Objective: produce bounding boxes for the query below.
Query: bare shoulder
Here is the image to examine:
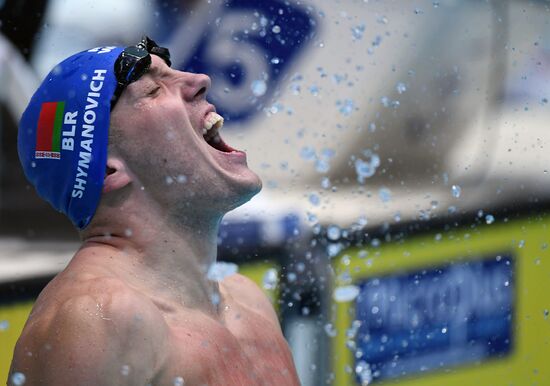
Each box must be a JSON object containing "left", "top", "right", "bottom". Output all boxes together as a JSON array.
[
  {"left": 10, "top": 274, "right": 168, "bottom": 386},
  {"left": 221, "top": 273, "right": 280, "bottom": 329}
]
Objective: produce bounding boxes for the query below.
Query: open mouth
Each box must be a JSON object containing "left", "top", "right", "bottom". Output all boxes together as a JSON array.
[{"left": 202, "top": 112, "right": 237, "bottom": 153}]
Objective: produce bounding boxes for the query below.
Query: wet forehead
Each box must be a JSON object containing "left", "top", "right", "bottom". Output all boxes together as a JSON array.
[{"left": 145, "top": 54, "right": 172, "bottom": 79}]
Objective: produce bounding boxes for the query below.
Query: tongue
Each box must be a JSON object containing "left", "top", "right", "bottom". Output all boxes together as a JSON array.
[{"left": 208, "top": 134, "right": 237, "bottom": 153}]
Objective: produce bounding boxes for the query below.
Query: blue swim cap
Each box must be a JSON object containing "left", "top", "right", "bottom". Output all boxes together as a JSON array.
[{"left": 18, "top": 46, "right": 124, "bottom": 229}]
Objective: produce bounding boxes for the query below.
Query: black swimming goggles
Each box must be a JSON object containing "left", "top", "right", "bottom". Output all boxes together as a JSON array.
[{"left": 111, "top": 35, "right": 171, "bottom": 109}]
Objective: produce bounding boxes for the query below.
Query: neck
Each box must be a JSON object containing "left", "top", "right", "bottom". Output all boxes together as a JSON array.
[{"left": 81, "top": 199, "right": 224, "bottom": 315}]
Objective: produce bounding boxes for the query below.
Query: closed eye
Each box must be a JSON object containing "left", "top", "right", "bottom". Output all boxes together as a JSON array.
[{"left": 148, "top": 86, "right": 161, "bottom": 96}]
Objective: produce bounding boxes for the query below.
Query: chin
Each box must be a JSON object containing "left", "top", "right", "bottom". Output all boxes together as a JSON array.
[{"left": 226, "top": 172, "right": 262, "bottom": 211}]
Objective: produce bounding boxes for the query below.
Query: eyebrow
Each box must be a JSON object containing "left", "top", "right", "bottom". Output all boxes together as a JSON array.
[{"left": 146, "top": 61, "right": 169, "bottom": 79}]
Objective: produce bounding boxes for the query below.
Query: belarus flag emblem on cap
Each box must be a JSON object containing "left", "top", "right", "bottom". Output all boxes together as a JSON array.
[{"left": 35, "top": 101, "right": 65, "bottom": 160}]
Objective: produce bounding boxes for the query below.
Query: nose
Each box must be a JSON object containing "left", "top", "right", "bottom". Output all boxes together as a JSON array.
[{"left": 181, "top": 72, "right": 211, "bottom": 101}]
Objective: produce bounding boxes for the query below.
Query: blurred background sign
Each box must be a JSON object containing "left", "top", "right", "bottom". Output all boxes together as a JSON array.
[{"left": 332, "top": 213, "right": 550, "bottom": 385}]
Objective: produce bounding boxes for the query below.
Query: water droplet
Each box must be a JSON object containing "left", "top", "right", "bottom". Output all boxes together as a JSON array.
[
  {"left": 300, "top": 146, "right": 316, "bottom": 161},
  {"left": 207, "top": 262, "right": 239, "bottom": 281},
  {"left": 327, "top": 243, "right": 343, "bottom": 257},
  {"left": 309, "top": 193, "right": 320, "bottom": 206},
  {"left": 309, "top": 85, "right": 319, "bottom": 96},
  {"left": 327, "top": 225, "right": 341, "bottom": 241},
  {"left": 544, "top": 309, "right": 549, "bottom": 319},
  {"left": 441, "top": 327, "right": 447, "bottom": 333},
  {"left": 124, "top": 228, "right": 133, "bottom": 237},
  {"left": 287, "top": 272, "right": 297, "bottom": 283},
  {"left": 541, "top": 97, "right": 548, "bottom": 104},
  {"left": 451, "top": 185, "right": 461, "bottom": 198},
  {"left": 346, "top": 320, "right": 362, "bottom": 338},
  {"left": 333, "top": 285, "right": 360, "bottom": 302},
  {"left": 176, "top": 175, "right": 187, "bottom": 184},
  {"left": 351, "top": 23, "right": 366, "bottom": 40},
  {"left": 377, "top": 15, "right": 389, "bottom": 24},
  {"left": 485, "top": 214, "right": 495, "bottom": 224},
  {"left": 0, "top": 320, "right": 9, "bottom": 331},
  {"left": 270, "top": 57, "right": 280, "bottom": 64},
  {"left": 315, "top": 158, "right": 330, "bottom": 173},
  {"left": 250, "top": 80, "right": 267, "bottom": 96},
  {"left": 262, "top": 268, "right": 278, "bottom": 290},
  {"left": 355, "top": 151, "right": 381, "bottom": 183},
  {"left": 433, "top": 1, "right": 440, "bottom": 8},
  {"left": 173, "top": 376, "right": 185, "bottom": 386},
  {"left": 307, "top": 212, "right": 318, "bottom": 224},
  {"left": 166, "top": 176, "right": 174, "bottom": 185},
  {"left": 324, "top": 323, "right": 337, "bottom": 337},
  {"left": 272, "top": 25, "right": 281, "bottom": 33},
  {"left": 10, "top": 372, "right": 26, "bottom": 386},
  {"left": 379, "top": 187, "right": 392, "bottom": 203},
  {"left": 518, "top": 240, "right": 525, "bottom": 248},
  {"left": 210, "top": 293, "right": 220, "bottom": 306},
  {"left": 337, "top": 99, "right": 355, "bottom": 116},
  {"left": 396, "top": 82, "right": 407, "bottom": 94},
  {"left": 121, "top": 365, "right": 130, "bottom": 376},
  {"left": 321, "top": 177, "right": 331, "bottom": 189}
]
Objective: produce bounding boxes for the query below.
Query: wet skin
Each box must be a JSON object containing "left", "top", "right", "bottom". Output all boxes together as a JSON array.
[
  {"left": 10, "top": 249, "right": 300, "bottom": 386},
  {"left": 10, "top": 56, "right": 299, "bottom": 385}
]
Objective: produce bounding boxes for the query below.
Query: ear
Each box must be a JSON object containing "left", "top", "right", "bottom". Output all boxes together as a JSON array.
[{"left": 103, "top": 157, "right": 131, "bottom": 193}]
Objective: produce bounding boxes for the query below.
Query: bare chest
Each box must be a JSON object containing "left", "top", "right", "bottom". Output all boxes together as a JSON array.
[{"left": 154, "top": 308, "right": 298, "bottom": 386}]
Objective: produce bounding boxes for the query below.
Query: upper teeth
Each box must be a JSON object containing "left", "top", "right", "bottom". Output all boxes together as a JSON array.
[{"left": 203, "top": 112, "right": 224, "bottom": 136}]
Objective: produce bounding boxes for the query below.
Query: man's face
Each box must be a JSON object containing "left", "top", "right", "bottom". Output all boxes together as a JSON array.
[{"left": 109, "top": 55, "right": 262, "bottom": 214}]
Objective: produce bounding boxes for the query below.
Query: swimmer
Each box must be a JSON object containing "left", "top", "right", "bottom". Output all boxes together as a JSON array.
[{"left": 10, "top": 36, "right": 300, "bottom": 386}]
